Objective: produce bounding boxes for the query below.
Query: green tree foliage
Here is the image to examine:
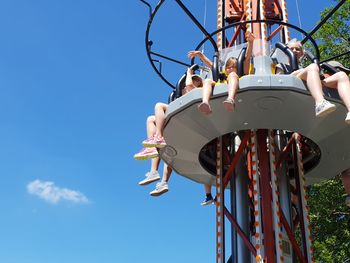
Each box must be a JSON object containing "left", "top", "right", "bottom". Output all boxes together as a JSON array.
[
  {"left": 307, "top": 176, "right": 350, "bottom": 262},
  {"left": 312, "top": 0, "right": 350, "bottom": 67},
  {"left": 306, "top": 1, "right": 350, "bottom": 261}
]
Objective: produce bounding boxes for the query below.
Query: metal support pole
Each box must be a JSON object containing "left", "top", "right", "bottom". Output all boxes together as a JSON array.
[
  {"left": 295, "top": 135, "right": 314, "bottom": 262},
  {"left": 275, "top": 130, "right": 294, "bottom": 262},
  {"left": 275, "top": 131, "right": 292, "bottom": 224},
  {"left": 250, "top": 130, "right": 263, "bottom": 262},
  {"left": 257, "top": 129, "right": 276, "bottom": 263},
  {"left": 216, "top": 136, "right": 225, "bottom": 263},
  {"left": 235, "top": 148, "right": 250, "bottom": 263},
  {"left": 230, "top": 148, "right": 238, "bottom": 263},
  {"left": 292, "top": 139, "right": 308, "bottom": 259},
  {"left": 269, "top": 130, "right": 284, "bottom": 262}
]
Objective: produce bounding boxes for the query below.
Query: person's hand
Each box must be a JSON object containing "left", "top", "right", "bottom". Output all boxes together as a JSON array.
[
  {"left": 187, "top": 51, "right": 202, "bottom": 59},
  {"left": 245, "top": 31, "right": 255, "bottom": 42}
]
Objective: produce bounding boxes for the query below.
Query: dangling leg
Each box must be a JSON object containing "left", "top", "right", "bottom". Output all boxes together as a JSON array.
[
  {"left": 135, "top": 116, "right": 159, "bottom": 160},
  {"left": 150, "top": 163, "right": 172, "bottom": 196},
  {"left": 198, "top": 79, "right": 215, "bottom": 115},
  {"left": 152, "top": 102, "right": 168, "bottom": 147},
  {"left": 201, "top": 184, "right": 214, "bottom": 206},
  {"left": 323, "top": 71, "right": 350, "bottom": 123},
  {"left": 137, "top": 116, "right": 161, "bottom": 185},
  {"left": 292, "top": 64, "right": 336, "bottom": 117},
  {"left": 223, "top": 72, "right": 239, "bottom": 112}
]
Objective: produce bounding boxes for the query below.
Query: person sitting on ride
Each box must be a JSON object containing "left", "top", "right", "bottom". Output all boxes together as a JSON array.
[
  {"left": 187, "top": 31, "right": 255, "bottom": 115},
  {"left": 134, "top": 68, "right": 203, "bottom": 196},
  {"left": 321, "top": 60, "right": 350, "bottom": 123},
  {"left": 322, "top": 60, "right": 350, "bottom": 207},
  {"left": 275, "top": 39, "right": 337, "bottom": 118}
]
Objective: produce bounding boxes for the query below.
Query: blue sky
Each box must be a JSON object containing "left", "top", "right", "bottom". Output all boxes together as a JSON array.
[{"left": 0, "top": 0, "right": 338, "bottom": 262}]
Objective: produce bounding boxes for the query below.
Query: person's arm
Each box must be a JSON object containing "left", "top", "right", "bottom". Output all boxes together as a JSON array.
[
  {"left": 243, "top": 31, "right": 255, "bottom": 75},
  {"left": 182, "top": 68, "right": 195, "bottom": 94},
  {"left": 187, "top": 51, "right": 213, "bottom": 68}
]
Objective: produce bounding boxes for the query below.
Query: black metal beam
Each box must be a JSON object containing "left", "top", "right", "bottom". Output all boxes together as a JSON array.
[
  {"left": 301, "top": 0, "right": 346, "bottom": 44},
  {"left": 140, "top": 0, "right": 152, "bottom": 18},
  {"left": 150, "top": 51, "right": 191, "bottom": 67},
  {"left": 321, "top": 50, "right": 350, "bottom": 63},
  {"left": 174, "top": 0, "right": 218, "bottom": 52}
]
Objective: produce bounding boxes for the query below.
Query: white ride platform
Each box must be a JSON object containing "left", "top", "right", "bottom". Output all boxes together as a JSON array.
[{"left": 160, "top": 74, "right": 350, "bottom": 185}]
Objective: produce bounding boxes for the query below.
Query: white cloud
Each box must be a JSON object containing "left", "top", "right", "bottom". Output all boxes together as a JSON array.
[{"left": 27, "top": 180, "right": 89, "bottom": 204}]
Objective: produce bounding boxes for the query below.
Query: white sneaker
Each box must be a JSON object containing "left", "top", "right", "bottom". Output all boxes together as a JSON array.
[
  {"left": 345, "top": 112, "right": 350, "bottom": 124},
  {"left": 150, "top": 181, "right": 169, "bottom": 196},
  {"left": 315, "top": 100, "right": 336, "bottom": 117},
  {"left": 200, "top": 196, "right": 214, "bottom": 206},
  {"left": 138, "top": 171, "right": 160, "bottom": 186}
]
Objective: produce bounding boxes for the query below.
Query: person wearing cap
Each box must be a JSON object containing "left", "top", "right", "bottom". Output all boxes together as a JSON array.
[
  {"left": 188, "top": 31, "right": 255, "bottom": 115},
  {"left": 134, "top": 68, "right": 203, "bottom": 196},
  {"left": 321, "top": 60, "right": 350, "bottom": 123},
  {"left": 276, "top": 39, "right": 337, "bottom": 118},
  {"left": 182, "top": 67, "right": 204, "bottom": 95},
  {"left": 327, "top": 61, "right": 350, "bottom": 75},
  {"left": 321, "top": 60, "right": 350, "bottom": 207}
]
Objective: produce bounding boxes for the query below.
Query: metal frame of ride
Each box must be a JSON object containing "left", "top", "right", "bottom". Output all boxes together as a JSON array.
[{"left": 140, "top": 0, "right": 349, "bottom": 262}]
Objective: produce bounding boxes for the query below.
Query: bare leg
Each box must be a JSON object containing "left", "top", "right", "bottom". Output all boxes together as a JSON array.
[
  {"left": 135, "top": 115, "right": 160, "bottom": 160},
  {"left": 204, "top": 184, "right": 212, "bottom": 194},
  {"left": 323, "top": 71, "right": 350, "bottom": 112},
  {"left": 223, "top": 72, "right": 239, "bottom": 112},
  {"left": 137, "top": 115, "right": 161, "bottom": 185},
  {"left": 198, "top": 79, "right": 215, "bottom": 114},
  {"left": 150, "top": 163, "right": 172, "bottom": 196},
  {"left": 227, "top": 72, "right": 239, "bottom": 101},
  {"left": 146, "top": 115, "right": 156, "bottom": 138},
  {"left": 202, "top": 79, "right": 214, "bottom": 104},
  {"left": 201, "top": 183, "right": 214, "bottom": 205},
  {"left": 150, "top": 157, "right": 160, "bottom": 172},
  {"left": 154, "top": 103, "right": 168, "bottom": 138},
  {"left": 142, "top": 111, "right": 166, "bottom": 148},
  {"left": 292, "top": 63, "right": 324, "bottom": 104},
  {"left": 341, "top": 169, "right": 350, "bottom": 195},
  {"left": 161, "top": 163, "right": 172, "bottom": 183}
]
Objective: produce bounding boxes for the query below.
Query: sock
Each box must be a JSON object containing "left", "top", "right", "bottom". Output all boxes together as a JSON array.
[{"left": 206, "top": 193, "right": 213, "bottom": 200}]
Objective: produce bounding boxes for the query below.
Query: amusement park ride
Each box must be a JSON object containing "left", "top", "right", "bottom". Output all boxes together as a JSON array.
[{"left": 140, "top": 0, "right": 349, "bottom": 262}]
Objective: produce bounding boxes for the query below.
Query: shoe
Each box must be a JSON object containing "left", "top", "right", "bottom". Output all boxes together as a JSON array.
[
  {"left": 315, "top": 100, "right": 336, "bottom": 117},
  {"left": 222, "top": 98, "right": 235, "bottom": 112},
  {"left": 142, "top": 136, "right": 166, "bottom": 148},
  {"left": 138, "top": 171, "right": 161, "bottom": 186},
  {"left": 346, "top": 195, "right": 350, "bottom": 207},
  {"left": 345, "top": 112, "right": 350, "bottom": 124},
  {"left": 134, "top": 147, "right": 159, "bottom": 160},
  {"left": 198, "top": 102, "right": 212, "bottom": 115},
  {"left": 201, "top": 195, "right": 214, "bottom": 206},
  {"left": 150, "top": 181, "right": 169, "bottom": 196},
  {"left": 142, "top": 136, "right": 155, "bottom": 147}
]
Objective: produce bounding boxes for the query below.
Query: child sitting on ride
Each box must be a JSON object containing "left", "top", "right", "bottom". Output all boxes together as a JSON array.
[
  {"left": 321, "top": 60, "right": 350, "bottom": 123},
  {"left": 134, "top": 68, "right": 203, "bottom": 196},
  {"left": 321, "top": 60, "right": 350, "bottom": 206},
  {"left": 187, "top": 31, "right": 255, "bottom": 115},
  {"left": 275, "top": 39, "right": 339, "bottom": 118},
  {"left": 135, "top": 68, "right": 203, "bottom": 156}
]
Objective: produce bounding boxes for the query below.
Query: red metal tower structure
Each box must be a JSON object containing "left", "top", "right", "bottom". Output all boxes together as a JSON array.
[{"left": 141, "top": 0, "right": 349, "bottom": 262}]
